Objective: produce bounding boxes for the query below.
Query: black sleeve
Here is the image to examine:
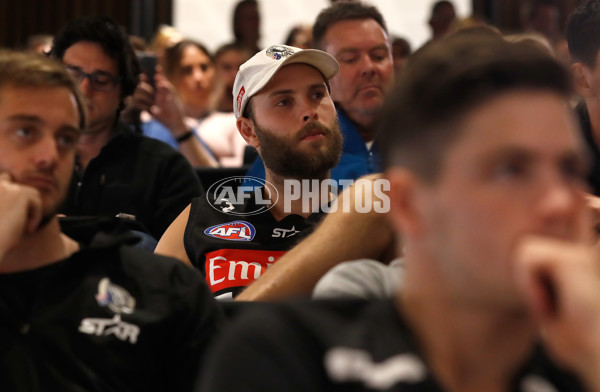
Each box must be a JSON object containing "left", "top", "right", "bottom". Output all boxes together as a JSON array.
[
  {"left": 196, "top": 304, "right": 331, "bottom": 392},
  {"left": 165, "top": 262, "right": 225, "bottom": 392},
  {"left": 153, "top": 151, "right": 203, "bottom": 239}
]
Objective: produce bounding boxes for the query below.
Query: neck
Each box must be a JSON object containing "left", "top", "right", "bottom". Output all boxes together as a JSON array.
[
  {"left": 399, "top": 248, "right": 535, "bottom": 392},
  {"left": 264, "top": 169, "right": 331, "bottom": 221},
  {"left": 184, "top": 103, "right": 209, "bottom": 119},
  {"left": 343, "top": 108, "right": 377, "bottom": 143},
  {"left": 0, "top": 218, "right": 79, "bottom": 274},
  {"left": 77, "top": 118, "right": 116, "bottom": 169},
  {"left": 585, "top": 98, "right": 600, "bottom": 146}
]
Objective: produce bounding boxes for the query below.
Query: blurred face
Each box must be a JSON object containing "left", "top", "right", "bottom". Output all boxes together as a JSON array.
[
  {"left": 173, "top": 45, "right": 215, "bottom": 110},
  {"left": 247, "top": 64, "right": 342, "bottom": 178},
  {"left": 235, "top": 2, "right": 260, "bottom": 45},
  {"left": 215, "top": 49, "right": 248, "bottom": 91},
  {"left": 62, "top": 41, "right": 121, "bottom": 133},
  {"left": 323, "top": 19, "right": 394, "bottom": 123},
  {"left": 429, "top": 3, "right": 456, "bottom": 38},
  {"left": 0, "top": 86, "right": 80, "bottom": 219},
  {"left": 402, "top": 91, "right": 588, "bottom": 310}
]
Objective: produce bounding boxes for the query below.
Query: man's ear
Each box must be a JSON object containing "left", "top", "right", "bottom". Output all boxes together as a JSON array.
[
  {"left": 572, "top": 62, "right": 594, "bottom": 98},
  {"left": 385, "top": 168, "right": 427, "bottom": 239},
  {"left": 237, "top": 117, "right": 260, "bottom": 149}
]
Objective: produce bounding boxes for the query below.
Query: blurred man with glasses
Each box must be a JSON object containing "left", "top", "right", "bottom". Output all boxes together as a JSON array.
[{"left": 50, "top": 16, "right": 202, "bottom": 243}]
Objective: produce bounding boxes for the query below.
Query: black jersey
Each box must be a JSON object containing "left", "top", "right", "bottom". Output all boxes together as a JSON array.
[
  {"left": 0, "top": 225, "right": 223, "bottom": 392},
  {"left": 184, "top": 190, "right": 326, "bottom": 299},
  {"left": 199, "top": 299, "right": 584, "bottom": 392}
]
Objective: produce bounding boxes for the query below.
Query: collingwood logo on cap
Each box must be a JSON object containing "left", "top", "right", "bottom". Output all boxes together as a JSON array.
[{"left": 266, "top": 45, "right": 294, "bottom": 60}]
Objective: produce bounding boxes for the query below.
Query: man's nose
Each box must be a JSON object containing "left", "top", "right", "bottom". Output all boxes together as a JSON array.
[
  {"left": 301, "top": 102, "right": 319, "bottom": 122},
  {"left": 535, "top": 175, "right": 584, "bottom": 237},
  {"left": 79, "top": 75, "right": 94, "bottom": 95},
  {"left": 360, "top": 54, "right": 377, "bottom": 77},
  {"left": 33, "top": 135, "right": 59, "bottom": 170},
  {"left": 193, "top": 67, "right": 204, "bottom": 82}
]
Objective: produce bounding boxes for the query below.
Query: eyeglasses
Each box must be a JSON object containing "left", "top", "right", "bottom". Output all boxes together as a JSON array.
[{"left": 64, "top": 65, "right": 121, "bottom": 92}]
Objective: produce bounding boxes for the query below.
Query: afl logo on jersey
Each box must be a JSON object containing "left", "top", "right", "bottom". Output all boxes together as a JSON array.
[{"left": 204, "top": 221, "right": 256, "bottom": 241}]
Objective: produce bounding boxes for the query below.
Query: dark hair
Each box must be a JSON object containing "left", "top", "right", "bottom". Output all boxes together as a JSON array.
[
  {"left": 378, "top": 35, "right": 571, "bottom": 181},
  {"left": 0, "top": 50, "right": 86, "bottom": 130},
  {"left": 566, "top": 0, "right": 600, "bottom": 67},
  {"left": 214, "top": 42, "right": 251, "bottom": 64},
  {"left": 313, "top": 2, "right": 388, "bottom": 51},
  {"left": 50, "top": 15, "right": 140, "bottom": 111},
  {"left": 233, "top": 0, "right": 258, "bottom": 42},
  {"left": 162, "top": 39, "right": 213, "bottom": 80},
  {"left": 431, "top": 0, "right": 455, "bottom": 16}
]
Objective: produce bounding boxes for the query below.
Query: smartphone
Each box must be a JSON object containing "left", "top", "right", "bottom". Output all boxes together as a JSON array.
[{"left": 137, "top": 52, "right": 157, "bottom": 90}]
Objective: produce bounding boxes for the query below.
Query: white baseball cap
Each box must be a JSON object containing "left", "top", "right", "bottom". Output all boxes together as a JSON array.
[{"left": 233, "top": 45, "right": 339, "bottom": 118}]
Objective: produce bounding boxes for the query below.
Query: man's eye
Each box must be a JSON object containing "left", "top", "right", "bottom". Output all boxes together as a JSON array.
[
  {"left": 57, "top": 133, "right": 79, "bottom": 149},
  {"left": 93, "top": 75, "right": 112, "bottom": 86},
  {"left": 370, "top": 50, "right": 389, "bottom": 62},
  {"left": 338, "top": 54, "right": 359, "bottom": 64},
  {"left": 276, "top": 99, "right": 291, "bottom": 107},
  {"left": 312, "top": 91, "right": 325, "bottom": 100},
  {"left": 561, "top": 160, "right": 588, "bottom": 182},
  {"left": 15, "top": 128, "right": 33, "bottom": 138},
  {"left": 493, "top": 162, "right": 527, "bottom": 179}
]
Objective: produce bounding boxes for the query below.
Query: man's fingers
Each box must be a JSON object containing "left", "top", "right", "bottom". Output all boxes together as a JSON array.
[{"left": 25, "top": 192, "right": 42, "bottom": 234}]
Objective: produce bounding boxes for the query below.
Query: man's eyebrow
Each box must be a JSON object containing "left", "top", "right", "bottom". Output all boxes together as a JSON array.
[
  {"left": 335, "top": 48, "right": 360, "bottom": 56},
  {"left": 268, "top": 89, "right": 294, "bottom": 97},
  {"left": 64, "top": 63, "right": 116, "bottom": 77},
  {"left": 268, "top": 82, "right": 327, "bottom": 97},
  {"left": 5, "top": 115, "right": 80, "bottom": 132},
  {"left": 370, "top": 43, "right": 390, "bottom": 52},
  {"left": 5, "top": 114, "right": 43, "bottom": 123}
]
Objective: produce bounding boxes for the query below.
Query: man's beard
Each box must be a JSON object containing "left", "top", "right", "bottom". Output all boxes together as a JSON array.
[{"left": 255, "top": 119, "right": 343, "bottom": 179}]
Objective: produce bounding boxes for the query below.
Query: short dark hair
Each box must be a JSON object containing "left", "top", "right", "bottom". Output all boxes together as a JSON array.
[
  {"left": 162, "top": 39, "right": 213, "bottom": 81},
  {"left": 378, "top": 35, "right": 571, "bottom": 181},
  {"left": 50, "top": 15, "right": 140, "bottom": 111},
  {"left": 566, "top": 0, "right": 600, "bottom": 67},
  {"left": 0, "top": 50, "right": 86, "bottom": 130},
  {"left": 313, "top": 2, "right": 388, "bottom": 51},
  {"left": 431, "top": 1, "right": 455, "bottom": 16}
]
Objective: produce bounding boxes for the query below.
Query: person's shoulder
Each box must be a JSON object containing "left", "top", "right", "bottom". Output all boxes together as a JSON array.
[
  {"left": 110, "top": 123, "right": 179, "bottom": 157},
  {"left": 118, "top": 245, "right": 199, "bottom": 280}
]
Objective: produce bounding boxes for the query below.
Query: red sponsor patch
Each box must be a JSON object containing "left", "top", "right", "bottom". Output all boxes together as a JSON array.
[
  {"left": 205, "top": 249, "right": 286, "bottom": 294},
  {"left": 236, "top": 86, "right": 245, "bottom": 114}
]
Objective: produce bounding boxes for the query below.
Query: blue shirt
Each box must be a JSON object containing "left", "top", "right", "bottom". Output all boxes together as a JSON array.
[{"left": 142, "top": 118, "right": 215, "bottom": 158}]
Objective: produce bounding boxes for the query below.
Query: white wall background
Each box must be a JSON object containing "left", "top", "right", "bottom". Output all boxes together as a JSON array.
[{"left": 174, "top": 0, "right": 472, "bottom": 53}]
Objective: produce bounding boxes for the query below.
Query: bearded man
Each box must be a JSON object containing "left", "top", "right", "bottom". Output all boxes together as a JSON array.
[{"left": 156, "top": 45, "right": 343, "bottom": 300}]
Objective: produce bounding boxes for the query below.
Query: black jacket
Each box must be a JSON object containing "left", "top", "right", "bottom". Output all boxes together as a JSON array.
[
  {"left": 0, "top": 221, "right": 224, "bottom": 392},
  {"left": 61, "top": 123, "right": 202, "bottom": 239}
]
